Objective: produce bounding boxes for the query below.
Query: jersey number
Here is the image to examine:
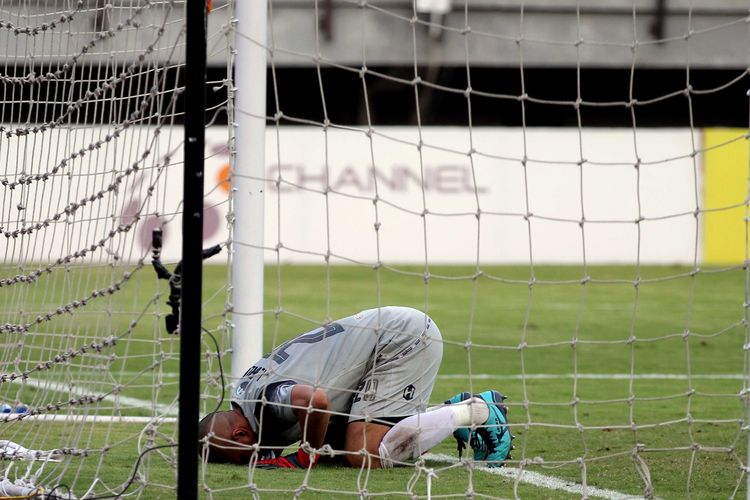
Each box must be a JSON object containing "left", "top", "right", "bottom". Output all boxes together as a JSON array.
[{"left": 267, "top": 322, "right": 345, "bottom": 364}]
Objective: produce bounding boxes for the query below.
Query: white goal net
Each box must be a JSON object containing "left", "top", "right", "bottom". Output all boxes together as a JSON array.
[
  {"left": 218, "top": 1, "right": 750, "bottom": 498},
  {"left": 2, "top": 0, "right": 750, "bottom": 498},
  {"left": 0, "top": 0, "right": 232, "bottom": 497}
]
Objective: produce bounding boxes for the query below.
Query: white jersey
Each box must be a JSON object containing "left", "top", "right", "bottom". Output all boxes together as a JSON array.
[{"left": 232, "top": 306, "right": 443, "bottom": 446}]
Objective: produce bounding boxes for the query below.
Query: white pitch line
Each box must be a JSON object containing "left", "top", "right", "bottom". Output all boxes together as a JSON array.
[
  {"left": 437, "top": 373, "right": 744, "bottom": 380},
  {"left": 10, "top": 377, "right": 178, "bottom": 416},
  {"left": 9, "top": 373, "right": 742, "bottom": 424},
  {"left": 2, "top": 414, "right": 177, "bottom": 424},
  {"left": 425, "top": 453, "right": 649, "bottom": 500}
]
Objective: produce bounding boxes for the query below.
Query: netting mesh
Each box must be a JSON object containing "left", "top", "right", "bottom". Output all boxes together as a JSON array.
[
  {"left": 0, "top": 0, "right": 232, "bottom": 497},
  {"left": 214, "top": 1, "right": 750, "bottom": 498},
  {"left": 2, "top": 0, "right": 750, "bottom": 498}
]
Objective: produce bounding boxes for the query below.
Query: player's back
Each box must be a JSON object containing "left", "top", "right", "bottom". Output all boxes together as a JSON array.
[{"left": 236, "top": 306, "right": 432, "bottom": 416}]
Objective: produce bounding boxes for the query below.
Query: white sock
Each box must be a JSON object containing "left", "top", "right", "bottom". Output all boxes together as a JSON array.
[
  {"left": 438, "top": 397, "right": 489, "bottom": 427},
  {"left": 378, "top": 398, "right": 488, "bottom": 467}
]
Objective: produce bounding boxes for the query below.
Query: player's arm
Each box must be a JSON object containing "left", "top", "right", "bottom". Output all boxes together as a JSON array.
[
  {"left": 255, "top": 384, "right": 330, "bottom": 469},
  {"left": 290, "top": 384, "right": 330, "bottom": 450}
]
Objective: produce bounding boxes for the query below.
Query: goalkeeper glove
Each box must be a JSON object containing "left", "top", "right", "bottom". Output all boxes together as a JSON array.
[{"left": 255, "top": 448, "right": 317, "bottom": 469}]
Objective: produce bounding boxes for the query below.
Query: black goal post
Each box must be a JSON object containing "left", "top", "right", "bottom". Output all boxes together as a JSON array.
[{"left": 178, "top": 0, "right": 207, "bottom": 498}]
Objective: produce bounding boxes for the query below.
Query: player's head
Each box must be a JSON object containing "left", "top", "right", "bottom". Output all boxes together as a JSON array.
[{"left": 198, "top": 407, "right": 256, "bottom": 464}]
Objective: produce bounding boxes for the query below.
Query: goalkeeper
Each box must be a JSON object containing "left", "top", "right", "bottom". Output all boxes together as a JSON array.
[{"left": 198, "top": 306, "right": 512, "bottom": 469}]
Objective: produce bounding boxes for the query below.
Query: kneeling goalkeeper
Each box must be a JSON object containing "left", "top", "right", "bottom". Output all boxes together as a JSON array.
[{"left": 199, "top": 306, "right": 512, "bottom": 468}]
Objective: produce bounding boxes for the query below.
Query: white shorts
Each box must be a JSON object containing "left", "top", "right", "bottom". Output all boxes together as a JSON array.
[{"left": 348, "top": 317, "right": 443, "bottom": 423}]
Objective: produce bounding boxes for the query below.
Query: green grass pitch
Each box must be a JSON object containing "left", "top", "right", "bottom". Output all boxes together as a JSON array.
[{"left": 2, "top": 263, "right": 747, "bottom": 498}]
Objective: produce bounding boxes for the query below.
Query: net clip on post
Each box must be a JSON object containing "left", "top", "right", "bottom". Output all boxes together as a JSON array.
[{"left": 151, "top": 228, "right": 222, "bottom": 334}]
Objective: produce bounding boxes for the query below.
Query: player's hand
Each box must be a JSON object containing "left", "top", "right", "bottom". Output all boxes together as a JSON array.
[{"left": 255, "top": 448, "right": 317, "bottom": 469}]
